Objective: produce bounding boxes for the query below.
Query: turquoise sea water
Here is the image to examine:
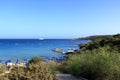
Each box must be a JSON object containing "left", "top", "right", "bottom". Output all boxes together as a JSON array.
[{"left": 0, "top": 39, "right": 90, "bottom": 61}]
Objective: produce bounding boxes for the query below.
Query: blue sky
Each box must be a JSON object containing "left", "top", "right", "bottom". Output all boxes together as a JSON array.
[{"left": 0, "top": 0, "right": 120, "bottom": 38}]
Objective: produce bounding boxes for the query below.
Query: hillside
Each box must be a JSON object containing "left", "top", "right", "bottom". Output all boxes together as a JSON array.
[
  {"left": 71, "top": 35, "right": 113, "bottom": 40},
  {"left": 79, "top": 34, "right": 120, "bottom": 52}
]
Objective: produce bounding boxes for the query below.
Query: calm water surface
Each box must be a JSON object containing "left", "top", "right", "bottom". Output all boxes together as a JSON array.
[{"left": 0, "top": 39, "right": 90, "bottom": 61}]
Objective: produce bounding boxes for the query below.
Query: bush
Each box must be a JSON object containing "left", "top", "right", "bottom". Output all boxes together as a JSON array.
[
  {"left": 6, "top": 62, "right": 56, "bottom": 80},
  {"left": 65, "top": 48, "right": 120, "bottom": 80},
  {"left": 28, "top": 57, "right": 43, "bottom": 64},
  {"left": 57, "top": 62, "right": 69, "bottom": 73},
  {"left": 0, "top": 64, "right": 5, "bottom": 74},
  {"left": 1, "top": 57, "right": 57, "bottom": 80},
  {"left": 46, "top": 61, "right": 57, "bottom": 74}
]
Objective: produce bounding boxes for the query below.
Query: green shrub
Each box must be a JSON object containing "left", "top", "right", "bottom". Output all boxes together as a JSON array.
[
  {"left": 57, "top": 62, "right": 69, "bottom": 73},
  {"left": 1, "top": 57, "right": 57, "bottom": 80},
  {"left": 28, "top": 56, "right": 43, "bottom": 64},
  {"left": 0, "top": 64, "right": 5, "bottom": 74},
  {"left": 65, "top": 48, "right": 120, "bottom": 80},
  {"left": 46, "top": 61, "right": 57, "bottom": 74},
  {"left": 7, "top": 62, "right": 56, "bottom": 80}
]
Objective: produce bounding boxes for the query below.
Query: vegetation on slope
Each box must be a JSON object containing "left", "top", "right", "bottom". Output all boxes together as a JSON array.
[
  {"left": 66, "top": 48, "right": 120, "bottom": 80},
  {"left": 79, "top": 34, "right": 120, "bottom": 52},
  {"left": 60, "top": 34, "right": 120, "bottom": 80}
]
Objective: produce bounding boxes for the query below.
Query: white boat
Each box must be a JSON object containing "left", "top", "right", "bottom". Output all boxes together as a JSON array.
[{"left": 39, "top": 38, "right": 44, "bottom": 40}]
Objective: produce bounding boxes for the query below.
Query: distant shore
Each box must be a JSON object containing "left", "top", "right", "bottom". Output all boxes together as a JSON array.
[{"left": 70, "top": 34, "right": 113, "bottom": 40}]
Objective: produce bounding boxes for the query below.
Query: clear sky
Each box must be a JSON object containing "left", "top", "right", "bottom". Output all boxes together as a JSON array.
[{"left": 0, "top": 0, "right": 120, "bottom": 39}]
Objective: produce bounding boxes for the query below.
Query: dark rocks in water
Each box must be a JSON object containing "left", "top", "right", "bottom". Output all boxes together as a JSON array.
[
  {"left": 65, "top": 52, "right": 74, "bottom": 55},
  {"left": 65, "top": 49, "right": 79, "bottom": 55},
  {"left": 52, "top": 48, "right": 79, "bottom": 55},
  {"left": 52, "top": 48, "right": 64, "bottom": 53}
]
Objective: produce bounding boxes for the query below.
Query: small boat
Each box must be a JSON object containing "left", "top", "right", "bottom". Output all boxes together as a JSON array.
[{"left": 39, "top": 38, "right": 44, "bottom": 40}]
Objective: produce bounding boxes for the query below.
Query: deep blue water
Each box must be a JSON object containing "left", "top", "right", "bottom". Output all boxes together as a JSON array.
[{"left": 0, "top": 39, "right": 90, "bottom": 61}]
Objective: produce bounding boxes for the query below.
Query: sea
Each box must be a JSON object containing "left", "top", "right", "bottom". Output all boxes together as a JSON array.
[{"left": 0, "top": 39, "right": 90, "bottom": 62}]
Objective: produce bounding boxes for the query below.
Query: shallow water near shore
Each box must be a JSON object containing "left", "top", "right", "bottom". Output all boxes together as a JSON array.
[{"left": 0, "top": 39, "right": 90, "bottom": 61}]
